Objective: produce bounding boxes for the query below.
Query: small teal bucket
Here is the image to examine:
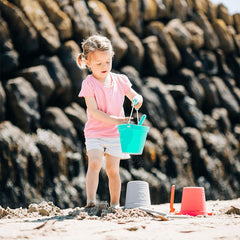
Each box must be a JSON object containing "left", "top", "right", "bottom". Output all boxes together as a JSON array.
[{"left": 118, "top": 124, "right": 149, "bottom": 154}]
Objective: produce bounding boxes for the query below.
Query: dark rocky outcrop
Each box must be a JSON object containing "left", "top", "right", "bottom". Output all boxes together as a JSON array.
[{"left": 0, "top": 0, "right": 240, "bottom": 208}]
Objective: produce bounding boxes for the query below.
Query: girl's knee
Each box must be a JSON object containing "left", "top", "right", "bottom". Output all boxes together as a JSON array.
[
  {"left": 106, "top": 166, "right": 119, "bottom": 178},
  {"left": 88, "top": 157, "right": 102, "bottom": 172}
]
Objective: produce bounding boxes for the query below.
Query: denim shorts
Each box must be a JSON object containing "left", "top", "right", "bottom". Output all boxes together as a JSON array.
[{"left": 85, "top": 137, "right": 130, "bottom": 159}]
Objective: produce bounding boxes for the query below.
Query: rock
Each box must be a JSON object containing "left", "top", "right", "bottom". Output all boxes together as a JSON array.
[
  {"left": 165, "top": 19, "right": 192, "bottom": 48},
  {"left": 178, "top": 96, "right": 205, "bottom": 130},
  {"left": 193, "top": 12, "right": 220, "bottom": 50},
  {"left": 142, "top": 0, "right": 158, "bottom": 21},
  {"left": 0, "top": 121, "right": 44, "bottom": 206},
  {"left": 145, "top": 21, "right": 182, "bottom": 69},
  {"left": 171, "top": 0, "right": 188, "bottom": 21},
  {"left": 218, "top": 3, "right": 233, "bottom": 26},
  {"left": 0, "top": 12, "right": 19, "bottom": 74},
  {"left": 64, "top": 0, "right": 97, "bottom": 41},
  {"left": 178, "top": 68, "right": 205, "bottom": 108},
  {"left": 0, "top": 0, "right": 39, "bottom": 55},
  {"left": 199, "top": 50, "right": 218, "bottom": 75},
  {"left": 180, "top": 47, "right": 203, "bottom": 73},
  {"left": 212, "top": 108, "right": 231, "bottom": 133},
  {"left": 207, "top": 0, "right": 218, "bottom": 22},
  {"left": 58, "top": 40, "right": 88, "bottom": 99},
  {"left": 118, "top": 27, "right": 144, "bottom": 71},
  {"left": 5, "top": 77, "right": 40, "bottom": 133},
  {"left": 163, "top": 128, "right": 194, "bottom": 185},
  {"left": 141, "top": 85, "right": 168, "bottom": 130},
  {"left": 0, "top": 82, "right": 6, "bottom": 122},
  {"left": 192, "top": 0, "right": 209, "bottom": 15},
  {"left": 213, "top": 19, "right": 235, "bottom": 53},
  {"left": 215, "top": 49, "right": 233, "bottom": 77},
  {"left": 120, "top": 65, "right": 144, "bottom": 94},
  {"left": 234, "top": 34, "right": 240, "bottom": 55},
  {"left": 198, "top": 74, "right": 220, "bottom": 112},
  {"left": 38, "top": 0, "right": 73, "bottom": 40},
  {"left": 12, "top": 0, "right": 60, "bottom": 53},
  {"left": 125, "top": 0, "right": 142, "bottom": 35},
  {"left": 36, "top": 56, "right": 72, "bottom": 105},
  {"left": 211, "top": 76, "right": 240, "bottom": 118},
  {"left": 145, "top": 77, "right": 185, "bottom": 131},
  {"left": 142, "top": 35, "right": 167, "bottom": 77},
  {"left": 100, "top": 0, "right": 127, "bottom": 25},
  {"left": 35, "top": 128, "right": 66, "bottom": 180},
  {"left": 181, "top": 127, "right": 205, "bottom": 178},
  {"left": 42, "top": 107, "right": 81, "bottom": 151},
  {"left": 18, "top": 65, "right": 55, "bottom": 109},
  {"left": 233, "top": 13, "right": 240, "bottom": 34},
  {"left": 64, "top": 102, "right": 87, "bottom": 137},
  {"left": 184, "top": 21, "right": 204, "bottom": 49},
  {"left": 88, "top": 0, "right": 128, "bottom": 64}
]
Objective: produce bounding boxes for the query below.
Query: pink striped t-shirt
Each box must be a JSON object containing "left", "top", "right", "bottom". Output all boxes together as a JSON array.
[{"left": 78, "top": 72, "right": 132, "bottom": 138}]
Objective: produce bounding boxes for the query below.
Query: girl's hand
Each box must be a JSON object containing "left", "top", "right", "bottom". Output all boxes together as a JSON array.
[
  {"left": 132, "top": 95, "right": 143, "bottom": 110},
  {"left": 111, "top": 116, "right": 132, "bottom": 125}
]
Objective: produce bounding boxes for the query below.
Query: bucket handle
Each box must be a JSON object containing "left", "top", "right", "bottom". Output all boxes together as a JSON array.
[{"left": 127, "top": 106, "right": 139, "bottom": 125}]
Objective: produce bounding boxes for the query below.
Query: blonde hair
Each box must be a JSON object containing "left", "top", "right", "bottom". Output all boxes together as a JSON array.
[{"left": 77, "top": 35, "right": 114, "bottom": 69}]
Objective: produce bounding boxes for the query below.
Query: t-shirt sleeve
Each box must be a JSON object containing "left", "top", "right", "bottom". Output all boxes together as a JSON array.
[
  {"left": 78, "top": 79, "right": 94, "bottom": 97},
  {"left": 119, "top": 74, "right": 132, "bottom": 94}
]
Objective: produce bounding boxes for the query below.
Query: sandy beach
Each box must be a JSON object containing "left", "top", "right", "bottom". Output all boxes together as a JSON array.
[{"left": 0, "top": 198, "right": 240, "bottom": 240}]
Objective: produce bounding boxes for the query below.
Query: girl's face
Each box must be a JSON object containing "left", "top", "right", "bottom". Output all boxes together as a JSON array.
[{"left": 86, "top": 50, "right": 113, "bottom": 81}]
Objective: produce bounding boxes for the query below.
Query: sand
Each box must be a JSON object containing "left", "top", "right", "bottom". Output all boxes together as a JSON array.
[{"left": 0, "top": 199, "right": 240, "bottom": 240}]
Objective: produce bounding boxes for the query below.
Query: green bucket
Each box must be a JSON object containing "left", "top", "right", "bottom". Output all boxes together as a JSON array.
[{"left": 118, "top": 124, "right": 150, "bottom": 154}]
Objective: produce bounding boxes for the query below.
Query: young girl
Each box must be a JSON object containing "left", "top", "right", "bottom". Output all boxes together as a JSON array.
[{"left": 77, "top": 35, "right": 143, "bottom": 208}]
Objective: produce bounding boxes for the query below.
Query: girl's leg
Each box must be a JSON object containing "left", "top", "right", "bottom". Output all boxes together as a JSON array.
[
  {"left": 86, "top": 149, "right": 104, "bottom": 204},
  {"left": 105, "top": 154, "right": 121, "bottom": 206}
]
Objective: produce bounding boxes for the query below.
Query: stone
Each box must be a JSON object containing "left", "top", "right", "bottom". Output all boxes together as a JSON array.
[
  {"left": 100, "top": 0, "right": 127, "bottom": 25},
  {"left": 146, "top": 21, "right": 182, "bottom": 69},
  {"left": 178, "top": 96, "right": 205, "bottom": 130},
  {"left": 125, "top": 0, "right": 142, "bottom": 35},
  {"left": 178, "top": 68, "right": 205, "bottom": 108},
  {"left": 66, "top": 0, "right": 97, "bottom": 41},
  {"left": 193, "top": 12, "right": 220, "bottom": 50},
  {"left": 0, "top": 12, "right": 19, "bottom": 74},
  {"left": 211, "top": 76, "right": 240, "bottom": 118},
  {"left": 38, "top": 0, "right": 73, "bottom": 40},
  {"left": 218, "top": 3, "right": 233, "bottom": 26},
  {"left": 42, "top": 107, "right": 81, "bottom": 151},
  {"left": 58, "top": 40, "right": 88, "bottom": 99},
  {"left": 118, "top": 27, "right": 144, "bottom": 71},
  {"left": 145, "top": 77, "right": 185, "bottom": 131},
  {"left": 142, "top": 0, "right": 158, "bottom": 21},
  {"left": 198, "top": 74, "right": 220, "bottom": 112},
  {"left": 37, "top": 56, "right": 72, "bottom": 105},
  {"left": 199, "top": 50, "right": 218, "bottom": 75},
  {"left": 184, "top": 21, "right": 204, "bottom": 49},
  {"left": 18, "top": 65, "right": 55, "bottom": 108},
  {"left": 165, "top": 19, "right": 192, "bottom": 48},
  {"left": 64, "top": 102, "right": 87, "bottom": 136},
  {"left": 12, "top": 0, "right": 60, "bottom": 53},
  {"left": 0, "top": 82, "right": 6, "bottom": 121},
  {"left": 88, "top": 0, "right": 127, "bottom": 64},
  {"left": 0, "top": 0, "right": 39, "bottom": 55},
  {"left": 233, "top": 13, "right": 240, "bottom": 34},
  {"left": 142, "top": 35, "right": 167, "bottom": 77},
  {"left": 5, "top": 77, "right": 40, "bottom": 133},
  {"left": 171, "top": 0, "right": 188, "bottom": 21},
  {"left": 213, "top": 19, "right": 235, "bottom": 53}
]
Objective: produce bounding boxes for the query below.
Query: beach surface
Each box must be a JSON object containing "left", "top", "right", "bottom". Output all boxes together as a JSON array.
[{"left": 0, "top": 198, "right": 240, "bottom": 240}]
